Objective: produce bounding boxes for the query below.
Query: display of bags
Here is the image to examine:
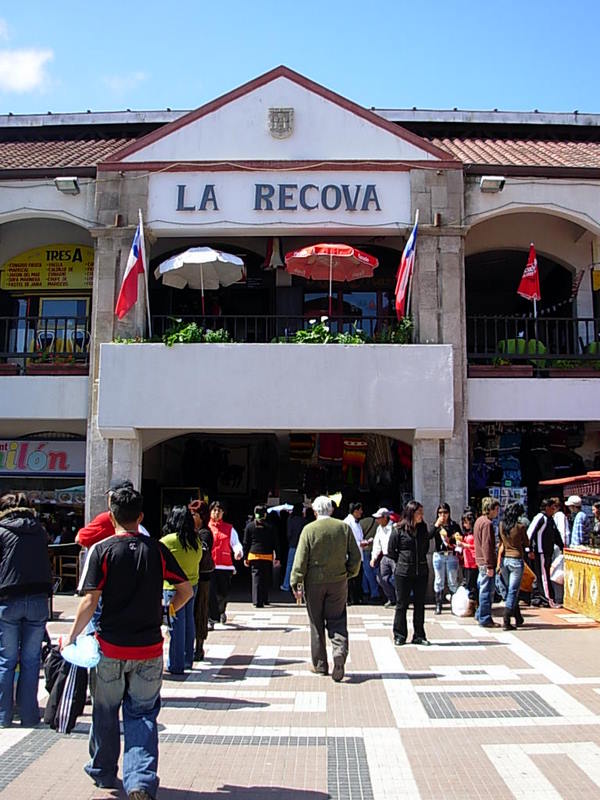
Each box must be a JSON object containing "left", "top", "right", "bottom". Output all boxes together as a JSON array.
[
  {"left": 550, "top": 553, "right": 565, "bottom": 585},
  {"left": 520, "top": 562, "right": 536, "bottom": 592}
]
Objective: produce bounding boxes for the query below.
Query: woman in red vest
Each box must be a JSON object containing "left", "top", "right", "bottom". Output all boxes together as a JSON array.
[{"left": 208, "top": 501, "right": 243, "bottom": 626}]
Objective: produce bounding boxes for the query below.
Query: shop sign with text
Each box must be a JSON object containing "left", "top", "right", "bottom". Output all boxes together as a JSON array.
[
  {"left": 149, "top": 171, "right": 410, "bottom": 231},
  {"left": 0, "top": 440, "right": 86, "bottom": 476},
  {"left": 0, "top": 244, "right": 94, "bottom": 291}
]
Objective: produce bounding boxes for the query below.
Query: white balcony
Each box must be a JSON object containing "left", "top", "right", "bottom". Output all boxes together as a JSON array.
[
  {"left": 97, "top": 343, "right": 454, "bottom": 439},
  {"left": 0, "top": 375, "right": 89, "bottom": 435},
  {"left": 468, "top": 377, "right": 600, "bottom": 421}
]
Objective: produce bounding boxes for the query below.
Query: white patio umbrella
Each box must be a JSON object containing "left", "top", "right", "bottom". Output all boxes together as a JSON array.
[{"left": 154, "top": 246, "right": 245, "bottom": 314}]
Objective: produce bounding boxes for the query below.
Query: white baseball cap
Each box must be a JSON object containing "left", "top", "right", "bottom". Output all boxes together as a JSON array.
[
  {"left": 372, "top": 507, "right": 391, "bottom": 518},
  {"left": 565, "top": 495, "right": 583, "bottom": 507}
]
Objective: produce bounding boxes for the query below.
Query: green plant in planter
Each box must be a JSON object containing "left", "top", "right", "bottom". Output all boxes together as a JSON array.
[
  {"left": 292, "top": 318, "right": 336, "bottom": 344},
  {"left": 291, "top": 318, "right": 369, "bottom": 344},
  {"left": 374, "top": 317, "right": 413, "bottom": 344},
  {"left": 162, "top": 320, "right": 232, "bottom": 346},
  {"left": 204, "top": 328, "right": 232, "bottom": 343}
]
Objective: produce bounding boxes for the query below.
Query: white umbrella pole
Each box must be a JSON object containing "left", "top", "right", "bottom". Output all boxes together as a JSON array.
[
  {"left": 329, "top": 253, "right": 333, "bottom": 318},
  {"left": 200, "top": 264, "right": 205, "bottom": 316}
]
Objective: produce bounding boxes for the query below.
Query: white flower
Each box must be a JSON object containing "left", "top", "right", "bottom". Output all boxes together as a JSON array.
[
  {"left": 321, "top": 315, "right": 329, "bottom": 322},
  {"left": 309, "top": 318, "right": 317, "bottom": 325}
]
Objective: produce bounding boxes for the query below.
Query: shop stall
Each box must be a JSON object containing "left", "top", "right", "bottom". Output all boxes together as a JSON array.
[{"left": 540, "top": 471, "right": 600, "bottom": 620}]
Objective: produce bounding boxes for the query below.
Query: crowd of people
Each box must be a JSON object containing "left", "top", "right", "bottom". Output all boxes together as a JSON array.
[{"left": 1, "top": 483, "right": 599, "bottom": 800}]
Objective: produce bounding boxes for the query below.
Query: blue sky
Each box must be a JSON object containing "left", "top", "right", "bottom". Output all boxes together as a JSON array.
[{"left": 0, "top": 0, "right": 597, "bottom": 115}]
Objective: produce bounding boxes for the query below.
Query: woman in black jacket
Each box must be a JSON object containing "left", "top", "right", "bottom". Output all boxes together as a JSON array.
[
  {"left": 243, "top": 505, "right": 279, "bottom": 607},
  {"left": 388, "top": 500, "right": 433, "bottom": 646},
  {"left": 0, "top": 492, "right": 53, "bottom": 727}
]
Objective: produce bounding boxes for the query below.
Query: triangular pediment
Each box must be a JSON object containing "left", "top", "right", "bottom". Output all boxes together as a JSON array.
[{"left": 106, "top": 67, "right": 453, "bottom": 166}]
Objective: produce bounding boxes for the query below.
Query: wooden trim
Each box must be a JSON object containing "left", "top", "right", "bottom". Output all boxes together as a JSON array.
[{"left": 99, "top": 158, "right": 462, "bottom": 173}]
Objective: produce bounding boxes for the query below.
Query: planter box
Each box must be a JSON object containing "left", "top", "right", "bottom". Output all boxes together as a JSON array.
[
  {"left": 547, "top": 368, "right": 600, "bottom": 378},
  {"left": 468, "top": 364, "right": 534, "bottom": 378},
  {"left": 0, "top": 363, "right": 20, "bottom": 375},
  {"left": 27, "top": 363, "right": 88, "bottom": 375}
]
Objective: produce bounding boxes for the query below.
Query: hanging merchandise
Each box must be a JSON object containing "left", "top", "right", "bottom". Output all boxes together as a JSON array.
[
  {"left": 289, "top": 434, "right": 316, "bottom": 461},
  {"left": 318, "top": 433, "right": 344, "bottom": 463},
  {"left": 342, "top": 438, "right": 368, "bottom": 487}
]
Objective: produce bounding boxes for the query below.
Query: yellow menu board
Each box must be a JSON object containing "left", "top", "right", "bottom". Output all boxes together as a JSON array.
[{"left": 0, "top": 244, "right": 94, "bottom": 291}]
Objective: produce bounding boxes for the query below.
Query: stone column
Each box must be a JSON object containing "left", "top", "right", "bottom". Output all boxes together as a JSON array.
[
  {"left": 409, "top": 169, "right": 468, "bottom": 521},
  {"left": 85, "top": 173, "right": 149, "bottom": 520}
]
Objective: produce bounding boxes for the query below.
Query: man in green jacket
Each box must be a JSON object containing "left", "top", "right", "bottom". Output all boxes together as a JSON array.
[{"left": 291, "top": 495, "right": 361, "bottom": 682}]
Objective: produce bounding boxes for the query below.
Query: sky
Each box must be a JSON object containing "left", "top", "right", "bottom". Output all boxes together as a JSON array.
[{"left": 0, "top": 0, "right": 598, "bottom": 116}]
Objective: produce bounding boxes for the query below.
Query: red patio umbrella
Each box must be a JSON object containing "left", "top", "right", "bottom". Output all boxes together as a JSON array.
[{"left": 284, "top": 243, "right": 379, "bottom": 317}]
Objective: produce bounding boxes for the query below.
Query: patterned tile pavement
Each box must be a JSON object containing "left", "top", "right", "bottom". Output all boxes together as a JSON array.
[{"left": 1, "top": 593, "right": 600, "bottom": 798}]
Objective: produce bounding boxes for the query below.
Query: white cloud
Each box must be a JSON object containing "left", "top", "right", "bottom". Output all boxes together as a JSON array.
[
  {"left": 0, "top": 49, "right": 53, "bottom": 92},
  {"left": 0, "top": 19, "right": 9, "bottom": 41},
  {"left": 102, "top": 71, "right": 147, "bottom": 93}
]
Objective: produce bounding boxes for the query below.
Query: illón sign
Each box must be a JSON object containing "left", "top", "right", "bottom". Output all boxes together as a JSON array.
[{"left": 176, "top": 183, "right": 382, "bottom": 213}]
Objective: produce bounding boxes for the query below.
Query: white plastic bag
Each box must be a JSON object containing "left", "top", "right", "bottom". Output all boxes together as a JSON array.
[
  {"left": 550, "top": 553, "right": 564, "bottom": 585},
  {"left": 451, "top": 586, "right": 475, "bottom": 617},
  {"left": 61, "top": 634, "right": 100, "bottom": 668}
]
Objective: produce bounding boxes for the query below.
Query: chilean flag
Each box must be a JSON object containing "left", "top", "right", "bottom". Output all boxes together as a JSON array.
[
  {"left": 115, "top": 222, "right": 146, "bottom": 319},
  {"left": 517, "top": 243, "right": 541, "bottom": 302},
  {"left": 395, "top": 212, "right": 419, "bottom": 319}
]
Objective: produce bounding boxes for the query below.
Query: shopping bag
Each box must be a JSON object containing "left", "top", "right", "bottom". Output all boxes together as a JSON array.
[
  {"left": 520, "top": 562, "right": 536, "bottom": 592},
  {"left": 550, "top": 553, "right": 564, "bottom": 585},
  {"left": 451, "top": 585, "right": 475, "bottom": 617}
]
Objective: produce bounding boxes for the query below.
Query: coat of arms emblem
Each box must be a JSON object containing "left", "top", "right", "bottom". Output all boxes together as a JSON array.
[{"left": 268, "top": 108, "right": 294, "bottom": 139}]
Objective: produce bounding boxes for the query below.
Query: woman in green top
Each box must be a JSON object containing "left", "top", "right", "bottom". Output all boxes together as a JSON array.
[{"left": 161, "top": 506, "right": 202, "bottom": 673}]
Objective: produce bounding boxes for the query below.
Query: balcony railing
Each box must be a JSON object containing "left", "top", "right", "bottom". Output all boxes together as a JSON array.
[
  {"left": 0, "top": 315, "right": 90, "bottom": 375},
  {"left": 151, "top": 314, "right": 402, "bottom": 343},
  {"left": 467, "top": 315, "right": 600, "bottom": 374}
]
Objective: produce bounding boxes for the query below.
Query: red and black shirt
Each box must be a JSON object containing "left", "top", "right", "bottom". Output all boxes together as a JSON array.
[{"left": 81, "top": 531, "right": 186, "bottom": 660}]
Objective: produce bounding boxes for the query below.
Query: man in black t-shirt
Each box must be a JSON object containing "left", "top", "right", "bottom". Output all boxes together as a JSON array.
[{"left": 64, "top": 488, "right": 192, "bottom": 800}]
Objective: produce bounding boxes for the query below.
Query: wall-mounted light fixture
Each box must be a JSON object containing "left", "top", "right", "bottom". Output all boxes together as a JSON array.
[
  {"left": 54, "top": 176, "right": 80, "bottom": 195},
  {"left": 479, "top": 175, "right": 505, "bottom": 193}
]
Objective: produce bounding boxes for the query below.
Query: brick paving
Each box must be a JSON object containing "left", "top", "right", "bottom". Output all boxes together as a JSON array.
[{"left": 1, "top": 594, "right": 600, "bottom": 798}]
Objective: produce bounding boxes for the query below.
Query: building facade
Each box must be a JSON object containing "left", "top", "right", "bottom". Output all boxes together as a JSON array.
[{"left": 0, "top": 66, "right": 599, "bottom": 534}]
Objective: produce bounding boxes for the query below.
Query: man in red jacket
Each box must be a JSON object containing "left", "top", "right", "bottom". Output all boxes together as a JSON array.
[{"left": 76, "top": 479, "right": 144, "bottom": 549}]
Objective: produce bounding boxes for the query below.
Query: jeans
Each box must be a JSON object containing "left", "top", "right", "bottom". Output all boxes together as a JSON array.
[
  {"left": 0, "top": 593, "right": 48, "bottom": 727},
  {"left": 378, "top": 556, "right": 396, "bottom": 603},
  {"left": 164, "top": 585, "right": 197, "bottom": 673},
  {"left": 501, "top": 557, "right": 524, "bottom": 610},
  {"left": 281, "top": 547, "right": 296, "bottom": 591},
  {"left": 432, "top": 552, "right": 459, "bottom": 594},
  {"left": 476, "top": 567, "right": 494, "bottom": 625},
  {"left": 86, "top": 654, "right": 163, "bottom": 796},
  {"left": 361, "top": 551, "right": 380, "bottom": 598}
]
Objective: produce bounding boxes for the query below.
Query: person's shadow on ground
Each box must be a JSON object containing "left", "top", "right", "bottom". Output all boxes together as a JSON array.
[{"left": 155, "top": 787, "right": 329, "bottom": 799}]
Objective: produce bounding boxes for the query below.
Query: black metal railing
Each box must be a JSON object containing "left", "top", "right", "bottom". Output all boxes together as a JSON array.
[
  {"left": 467, "top": 315, "right": 600, "bottom": 370},
  {"left": 0, "top": 315, "right": 90, "bottom": 375},
  {"left": 151, "top": 314, "right": 402, "bottom": 343}
]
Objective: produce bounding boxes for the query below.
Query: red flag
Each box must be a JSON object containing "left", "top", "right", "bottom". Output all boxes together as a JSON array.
[
  {"left": 395, "top": 215, "right": 418, "bottom": 319},
  {"left": 115, "top": 221, "right": 146, "bottom": 319},
  {"left": 517, "top": 243, "right": 541, "bottom": 301}
]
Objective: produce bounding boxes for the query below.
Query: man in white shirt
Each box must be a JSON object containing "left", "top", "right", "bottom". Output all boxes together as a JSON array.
[
  {"left": 369, "top": 508, "right": 396, "bottom": 607},
  {"left": 344, "top": 502, "right": 364, "bottom": 604}
]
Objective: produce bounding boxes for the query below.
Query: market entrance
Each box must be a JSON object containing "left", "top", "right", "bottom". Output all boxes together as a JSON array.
[{"left": 141, "top": 431, "right": 412, "bottom": 538}]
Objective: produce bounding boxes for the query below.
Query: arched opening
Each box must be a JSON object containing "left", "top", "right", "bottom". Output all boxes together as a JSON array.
[
  {"left": 147, "top": 238, "right": 402, "bottom": 342},
  {"left": 466, "top": 249, "right": 572, "bottom": 317},
  {"left": 141, "top": 430, "right": 412, "bottom": 547}
]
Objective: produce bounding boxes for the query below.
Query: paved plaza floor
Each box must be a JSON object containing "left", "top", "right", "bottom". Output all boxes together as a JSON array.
[{"left": 1, "top": 592, "right": 600, "bottom": 799}]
